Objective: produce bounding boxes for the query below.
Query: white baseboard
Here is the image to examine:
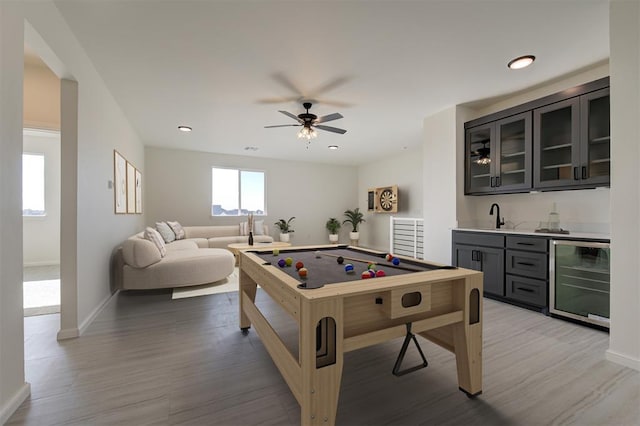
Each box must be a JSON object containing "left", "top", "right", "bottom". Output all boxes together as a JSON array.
[
  {"left": 0, "top": 382, "right": 31, "bottom": 424},
  {"left": 78, "top": 291, "right": 115, "bottom": 335},
  {"left": 23, "top": 261, "right": 60, "bottom": 267},
  {"left": 606, "top": 349, "right": 640, "bottom": 371},
  {"left": 57, "top": 327, "right": 79, "bottom": 340}
]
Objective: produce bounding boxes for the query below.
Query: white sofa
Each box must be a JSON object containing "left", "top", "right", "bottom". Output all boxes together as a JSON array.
[{"left": 116, "top": 224, "right": 273, "bottom": 290}]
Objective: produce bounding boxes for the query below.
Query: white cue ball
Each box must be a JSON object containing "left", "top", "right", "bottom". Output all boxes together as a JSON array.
[{"left": 315, "top": 251, "right": 322, "bottom": 258}]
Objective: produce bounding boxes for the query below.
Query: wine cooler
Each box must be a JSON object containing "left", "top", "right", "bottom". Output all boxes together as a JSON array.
[{"left": 550, "top": 240, "right": 610, "bottom": 328}]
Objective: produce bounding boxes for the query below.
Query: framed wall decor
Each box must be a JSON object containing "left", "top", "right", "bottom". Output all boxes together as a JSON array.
[
  {"left": 135, "top": 168, "right": 142, "bottom": 214},
  {"left": 114, "top": 150, "right": 127, "bottom": 214},
  {"left": 126, "top": 161, "right": 136, "bottom": 214}
]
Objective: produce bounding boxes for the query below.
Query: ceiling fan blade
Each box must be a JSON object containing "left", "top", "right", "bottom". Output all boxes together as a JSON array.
[
  {"left": 316, "top": 113, "right": 343, "bottom": 124},
  {"left": 257, "top": 96, "right": 302, "bottom": 104},
  {"left": 264, "top": 124, "right": 302, "bottom": 128},
  {"left": 279, "top": 110, "right": 303, "bottom": 123},
  {"left": 315, "top": 124, "right": 347, "bottom": 134}
]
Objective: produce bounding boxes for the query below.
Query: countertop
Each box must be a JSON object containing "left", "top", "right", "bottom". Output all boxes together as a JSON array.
[{"left": 454, "top": 227, "right": 610, "bottom": 241}]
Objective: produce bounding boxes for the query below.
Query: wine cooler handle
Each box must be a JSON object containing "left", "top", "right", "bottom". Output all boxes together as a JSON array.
[{"left": 573, "top": 166, "right": 580, "bottom": 180}]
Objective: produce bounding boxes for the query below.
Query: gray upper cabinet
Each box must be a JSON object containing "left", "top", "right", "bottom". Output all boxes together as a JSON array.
[
  {"left": 465, "top": 112, "right": 532, "bottom": 195},
  {"left": 533, "top": 87, "right": 610, "bottom": 190},
  {"left": 465, "top": 77, "right": 609, "bottom": 195}
]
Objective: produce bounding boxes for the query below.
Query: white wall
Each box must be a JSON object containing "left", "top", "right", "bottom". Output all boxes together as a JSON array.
[
  {"left": 422, "top": 108, "right": 458, "bottom": 264},
  {"left": 608, "top": 0, "right": 640, "bottom": 370},
  {"left": 0, "top": 3, "right": 30, "bottom": 423},
  {"left": 23, "top": 130, "right": 61, "bottom": 266},
  {"left": 145, "top": 147, "right": 358, "bottom": 246},
  {"left": 357, "top": 147, "right": 423, "bottom": 252},
  {"left": 1, "top": 2, "right": 146, "bottom": 421}
]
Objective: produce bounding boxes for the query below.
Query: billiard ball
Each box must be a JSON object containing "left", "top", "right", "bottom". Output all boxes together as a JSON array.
[
  {"left": 368, "top": 270, "right": 376, "bottom": 278},
  {"left": 273, "top": 248, "right": 280, "bottom": 256},
  {"left": 315, "top": 251, "right": 322, "bottom": 258},
  {"left": 285, "top": 257, "right": 293, "bottom": 267},
  {"left": 344, "top": 263, "right": 354, "bottom": 274},
  {"left": 375, "top": 270, "right": 386, "bottom": 278},
  {"left": 336, "top": 256, "right": 344, "bottom": 264},
  {"left": 295, "top": 261, "right": 304, "bottom": 270},
  {"left": 386, "top": 254, "right": 394, "bottom": 261},
  {"left": 392, "top": 257, "right": 400, "bottom": 266},
  {"left": 277, "top": 259, "right": 286, "bottom": 268},
  {"left": 367, "top": 263, "right": 376, "bottom": 271},
  {"left": 298, "top": 267, "right": 308, "bottom": 278},
  {"left": 361, "top": 271, "right": 372, "bottom": 279}
]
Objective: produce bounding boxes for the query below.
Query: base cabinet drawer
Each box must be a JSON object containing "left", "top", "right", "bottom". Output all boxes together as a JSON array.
[
  {"left": 506, "top": 275, "right": 547, "bottom": 307},
  {"left": 506, "top": 250, "right": 548, "bottom": 279}
]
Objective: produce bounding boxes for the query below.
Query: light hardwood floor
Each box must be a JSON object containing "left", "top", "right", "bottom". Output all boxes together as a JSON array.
[{"left": 8, "top": 289, "right": 639, "bottom": 425}]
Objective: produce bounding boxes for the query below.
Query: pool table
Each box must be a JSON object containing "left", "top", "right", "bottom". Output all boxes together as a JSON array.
[{"left": 238, "top": 245, "right": 483, "bottom": 426}]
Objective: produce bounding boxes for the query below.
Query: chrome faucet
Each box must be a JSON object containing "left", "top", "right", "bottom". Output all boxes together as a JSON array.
[{"left": 489, "top": 203, "right": 505, "bottom": 229}]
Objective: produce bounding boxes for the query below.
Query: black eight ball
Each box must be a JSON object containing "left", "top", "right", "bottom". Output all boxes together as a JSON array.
[{"left": 336, "top": 256, "right": 344, "bottom": 265}]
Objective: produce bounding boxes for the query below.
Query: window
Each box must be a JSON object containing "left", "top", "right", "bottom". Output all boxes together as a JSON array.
[
  {"left": 23, "top": 153, "right": 46, "bottom": 216},
  {"left": 211, "top": 167, "right": 265, "bottom": 216}
]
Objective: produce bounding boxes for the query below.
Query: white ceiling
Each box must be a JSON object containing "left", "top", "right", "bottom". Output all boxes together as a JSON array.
[{"left": 52, "top": 0, "right": 609, "bottom": 166}]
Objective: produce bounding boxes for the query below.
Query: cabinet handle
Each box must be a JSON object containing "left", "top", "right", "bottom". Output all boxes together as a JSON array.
[
  {"left": 476, "top": 251, "right": 483, "bottom": 262},
  {"left": 516, "top": 262, "right": 535, "bottom": 266},
  {"left": 516, "top": 242, "right": 534, "bottom": 246},
  {"left": 582, "top": 166, "right": 587, "bottom": 179},
  {"left": 490, "top": 176, "right": 495, "bottom": 188},
  {"left": 496, "top": 176, "right": 501, "bottom": 187},
  {"left": 573, "top": 167, "right": 579, "bottom": 180},
  {"left": 516, "top": 287, "right": 535, "bottom": 293}
]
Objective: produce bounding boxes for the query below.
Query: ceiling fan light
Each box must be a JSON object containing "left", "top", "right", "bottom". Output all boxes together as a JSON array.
[
  {"left": 476, "top": 156, "right": 491, "bottom": 165},
  {"left": 297, "top": 126, "right": 317, "bottom": 140}
]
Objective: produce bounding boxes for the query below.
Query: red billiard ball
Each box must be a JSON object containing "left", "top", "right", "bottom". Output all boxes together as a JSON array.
[
  {"left": 298, "top": 267, "right": 308, "bottom": 278},
  {"left": 295, "top": 261, "right": 304, "bottom": 270},
  {"left": 386, "top": 254, "right": 394, "bottom": 261},
  {"left": 361, "top": 271, "right": 372, "bottom": 279},
  {"left": 375, "top": 270, "right": 386, "bottom": 278}
]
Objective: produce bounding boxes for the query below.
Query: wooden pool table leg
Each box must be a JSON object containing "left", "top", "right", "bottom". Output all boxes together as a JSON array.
[
  {"left": 299, "top": 298, "right": 344, "bottom": 426},
  {"left": 452, "top": 275, "right": 483, "bottom": 397},
  {"left": 239, "top": 268, "right": 258, "bottom": 331}
]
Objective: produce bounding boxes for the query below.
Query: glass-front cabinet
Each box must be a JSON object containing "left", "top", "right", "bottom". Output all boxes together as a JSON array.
[
  {"left": 580, "top": 88, "right": 610, "bottom": 185},
  {"left": 465, "top": 112, "right": 531, "bottom": 194},
  {"left": 534, "top": 88, "right": 610, "bottom": 190}
]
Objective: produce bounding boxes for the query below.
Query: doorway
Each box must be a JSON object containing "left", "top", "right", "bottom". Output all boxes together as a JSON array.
[{"left": 22, "top": 129, "right": 61, "bottom": 316}]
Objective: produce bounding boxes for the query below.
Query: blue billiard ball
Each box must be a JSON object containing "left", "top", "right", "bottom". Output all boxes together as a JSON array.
[
  {"left": 344, "top": 263, "right": 354, "bottom": 274},
  {"left": 392, "top": 257, "right": 400, "bottom": 266},
  {"left": 278, "top": 258, "right": 286, "bottom": 268}
]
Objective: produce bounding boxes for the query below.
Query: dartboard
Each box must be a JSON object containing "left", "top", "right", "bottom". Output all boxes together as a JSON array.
[{"left": 379, "top": 188, "right": 396, "bottom": 211}]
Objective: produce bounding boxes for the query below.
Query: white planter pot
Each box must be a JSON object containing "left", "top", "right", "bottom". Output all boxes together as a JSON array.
[
  {"left": 280, "top": 233, "right": 290, "bottom": 243},
  {"left": 329, "top": 234, "right": 339, "bottom": 243},
  {"left": 349, "top": 232, "right": 359, "bottom": 242}
]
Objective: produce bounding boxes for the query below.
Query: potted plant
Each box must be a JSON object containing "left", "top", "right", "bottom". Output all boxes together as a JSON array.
[
  {"left": 325, "top": 218, "right": 341, "bottom": 243},
  {"left": 274, "top": 217, "right": 295, "bottom": 242},
  {"left": 343, "top": 208, "right": 365, "bottom": 244}
]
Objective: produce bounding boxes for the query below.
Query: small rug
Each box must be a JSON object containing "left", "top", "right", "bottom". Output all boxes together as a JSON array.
[
  {"left": 23, "top": 279, "right": 61, "bottom": 316},
  {"left": 172, "top": 268, "right": 240, "bottom": 299}
]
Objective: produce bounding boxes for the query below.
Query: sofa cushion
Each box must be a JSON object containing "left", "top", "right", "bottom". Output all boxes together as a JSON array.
[
  {"left": 166, "top": 239, "right": 199, "bottom": 251},
  {"left": 144, "top": 227, "right": 167, "bottom": 257},
  {"left": 156, "top": 221, "right": 176, "bottom": 243},
  {"left": 122, "top": 237, "right": 162, "bottom": 268},
  {"left": 184, "top": 225, "right": 240, "bottom": 239},
  {"left": 167, "top": 221, "right": 185, "bottom": 240}
]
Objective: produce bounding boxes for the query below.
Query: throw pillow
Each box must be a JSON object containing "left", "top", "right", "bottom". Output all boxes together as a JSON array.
[
  {"left": 167, "top": 221, "right": 185, "bottom": 240},
  {"left": 144, "top": 227, "right": 167, "bottom": 257},
  {"left": 156, "top": 221, "right": 176, "bottom": 243},
  {"left": 254, "top": 220, "right": 264, "bottom": 235}
]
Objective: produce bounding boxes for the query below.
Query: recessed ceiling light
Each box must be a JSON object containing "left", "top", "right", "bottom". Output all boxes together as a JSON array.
[
  {"left": 177, "top": 125, "right": 192, "bottom": 132},
  {"left": 508, "top": 55, "right": 535, "bottom": 70},
  {"left": 244, "top": 146, "right": 259, "bottom": 151},
  {"left": 328, "top": 145, "right": 339, "bottom": 150}
]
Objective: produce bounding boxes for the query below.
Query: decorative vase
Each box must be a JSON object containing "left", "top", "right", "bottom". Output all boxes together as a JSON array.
[
  {"left": 280, "top": 233, "right": 290, "bottom": 243},
  {"left": 349, "top": 231, "right": 359, "bottom": 246},
  {"left": 248, "top": 231, "right": 254, "bottom": 246},
  {"left": 329, "top": 234, "right": 339, "bottom": 243}
]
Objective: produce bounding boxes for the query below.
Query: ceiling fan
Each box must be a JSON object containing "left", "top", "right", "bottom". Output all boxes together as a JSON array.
[
  {"left": 471, "top": 139, "right": 491, "bottom": 165},
  {"left": 264, "top": 102, "right": 346, "bottom": 140}
]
